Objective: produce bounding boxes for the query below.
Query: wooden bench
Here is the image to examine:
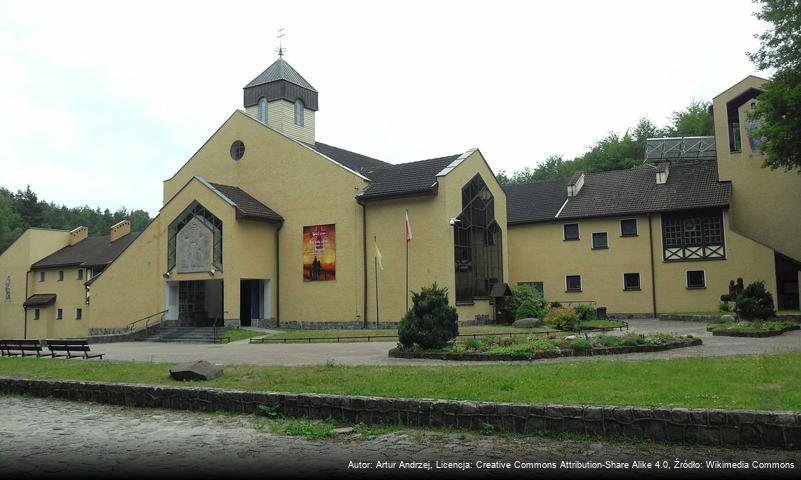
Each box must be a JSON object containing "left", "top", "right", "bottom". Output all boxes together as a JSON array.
[
  {"left": 0, "top": 339, "right": 45, "bottom": 357},
  {"left": 45, "top": 339, "right": 104, "bottom": 359}
]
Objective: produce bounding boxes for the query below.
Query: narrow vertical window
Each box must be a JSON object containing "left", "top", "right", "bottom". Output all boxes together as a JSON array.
[
  {"left": 34, "top": 308, "right": 40, "bottom": 320},
  {"left": 258, "top": 97, "right": 268, "bottom": 123},
  {"left": 38, "top": 271, "right": 45, "bottom": 282},
  {"left": 294, "top": 99, "right": 304, "bottom": 126},
  {"left": 58, "top": 270, "right": 64, "bottom": 281},
  {"left": 76, "top": 269, "right": 84, "bottom": 280},
  {"left": 75, "top": 308, "right": 82, "bottom": 320},
  {"left": 56, "top": 308, "right": 63, "bottom": 320}
]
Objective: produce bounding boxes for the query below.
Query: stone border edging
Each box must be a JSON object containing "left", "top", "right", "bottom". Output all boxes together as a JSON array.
[
  {"left": 388, "top": 339, "right": 702, "bottom": 362},
  {"left": 708, "top": 325, "right": 800, "bottom": 338},
  {"left": 0, "top": 376, "right": 798, "bottom": 449}
]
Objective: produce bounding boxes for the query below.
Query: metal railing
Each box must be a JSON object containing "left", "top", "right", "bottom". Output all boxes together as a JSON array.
[
  {"left": 125, "top": 310, "right": 168, "bottom": 332},
  {"left": 248, "top": 322, "right": 628, "bottom": 344}
]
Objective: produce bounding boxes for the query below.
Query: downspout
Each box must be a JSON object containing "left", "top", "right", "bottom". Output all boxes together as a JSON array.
[
  {"left": 275, "top": 221, "right": 284, "bottom": 328},
  {"left": 358, "top": 198, "right": 368, "bottom": 328},
  {"left": 23, "top": 270, "right": 30, "bottom": 339},
  {"left": 648, "top": 214, "right": 657, "bottom": 317}
]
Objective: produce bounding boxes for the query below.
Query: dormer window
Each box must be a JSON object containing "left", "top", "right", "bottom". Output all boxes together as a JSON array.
[
  {"left": 258, "top": 97, "right": 268, "bottom": 124},
  {"left": 294, "top": 99, "right": 304, "bottom": 126}
]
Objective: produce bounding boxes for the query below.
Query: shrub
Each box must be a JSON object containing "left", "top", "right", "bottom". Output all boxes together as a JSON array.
[
  {"left": 515, "top": 301, "right": 540, "bottom": 320},
  {"left": 543, "top": 307, "right": 579, "bottom": 331},
  {"left": 621, "top": 334, "right": 645, "bottom": 346},
  {"left": 509, "top": 285, "right": 548, "bottom": 320},
  {"left": 463, "top": 338, "right": 483, "bottom": 351},
  {"left": 719, "top": 302, "right": 732, "bottom": 312},
  {"left": 573, "top": 304, "right": 596, "bottom": 321},
  {"left": 550, "top": 301, "right": 562, "bottom": 308},
  {"left": 595, "top": 335, "right": 621, "bottom": 347},
  {"left": 736, "top": 281, "right": 776, "bottom": 321},
  {"left": 569, "top": 338, "right": 592, "bottom": 351},
  {"left": 398, "top": 283, "right": 459, "bottom": 349}
]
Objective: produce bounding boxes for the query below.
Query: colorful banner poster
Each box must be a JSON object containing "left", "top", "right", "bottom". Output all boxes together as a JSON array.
[{"left": 303, "top": 224, "right": 336, "bottom": 281}]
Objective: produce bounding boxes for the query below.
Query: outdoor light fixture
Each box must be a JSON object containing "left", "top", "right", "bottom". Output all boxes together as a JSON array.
[
  {"left": 163, "top": 271, "right": 171, "bottom": 279},
  {"left": 449, "top": 217, "right": 461, "bottom": 226}
]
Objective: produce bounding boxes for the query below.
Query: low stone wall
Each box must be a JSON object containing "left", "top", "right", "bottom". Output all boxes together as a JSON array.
[
  {"left": 258, "top": 318, "right": 491, "bottom": 330},
  {"left": 0, "top": 377, "right": 798, "bottom": 449},
  {"left": 85, "top": 325, "right": 161, "bottom": 344},
  {"left": 709, "top": 325, "right": 800, "bottom": 338},
  {"left": 388, "top": 339, "right": 702, "bottom": 362}
]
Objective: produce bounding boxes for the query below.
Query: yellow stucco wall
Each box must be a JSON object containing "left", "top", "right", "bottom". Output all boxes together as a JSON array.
[
  {"left": 713, "top": 76, "right": 801, "bottom": 263},
  {"left": 26, "top": 267, "right": 89, "bottom": 339},
  {"left": 508, "top": 211, "right": 777, "bottom": 315},
  {"left": 0, "top": 229, "right": 70, "bottom": 338},
  {"left": 244, "top": 101, "right": 315, "bottom": 145}
]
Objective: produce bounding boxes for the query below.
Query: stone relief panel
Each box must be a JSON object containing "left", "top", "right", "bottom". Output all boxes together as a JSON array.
[
  {"left": 3, "top": 274, "right": 10, "bottom": 302},
  {"left": 176, "top": 217, "right": 213, "bottom": 274}
]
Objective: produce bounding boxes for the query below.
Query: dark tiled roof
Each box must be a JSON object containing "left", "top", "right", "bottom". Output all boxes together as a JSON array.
[
  {"left": 244, "top": 58, "right": 317, "bottom": 92},
  {"left": 31, "top": 233, "right": 141, "bottom": 269},
  {"left": 210, "top": 183, "right": 283, "bottom": 223},
  {"left": 505, "top": 177, "right": 570, "bottom": 225},
  {"left": 310, "top": 142, "right": 390, "bottom": 175},
  {"left": 357, "top": 154, "right": 461, "bottom": 201},
  {"left": 23, "top": 293, "right": 56, "bottom": 307},
  {"left": 506, "top": 160, "right": 731, "bottom": 225}
]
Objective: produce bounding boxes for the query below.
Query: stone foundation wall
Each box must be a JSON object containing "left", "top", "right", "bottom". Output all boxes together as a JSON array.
[
  {"left": 85, "top": 325, "right": 161, "bottom": 344},
  {"left": 0, "top": 377, "right": 798, "bottom": 449},
  {"left": 259, "top": 317, "right": 495, "bottom": 330}
]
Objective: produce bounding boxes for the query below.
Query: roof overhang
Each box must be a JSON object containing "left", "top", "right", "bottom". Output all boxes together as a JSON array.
[{"left": 24, "top": 294, "right": 57, "bottom": 307}]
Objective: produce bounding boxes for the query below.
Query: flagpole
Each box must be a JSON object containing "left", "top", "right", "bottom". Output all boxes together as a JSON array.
[
  {"left": 374, "top": 236, "right": 380, "bottom": 328},
  {"left": 405, "top": 210, "right": 409, "bottom": 312}
]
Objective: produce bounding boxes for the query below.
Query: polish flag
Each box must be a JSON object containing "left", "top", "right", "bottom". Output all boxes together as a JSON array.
[{"left": 405, "top": 211, "right": 413, "bottom": 242}]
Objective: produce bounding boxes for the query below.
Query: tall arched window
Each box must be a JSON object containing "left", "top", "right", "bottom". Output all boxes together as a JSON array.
[
  {"left": 454, "top": 175, "right": 503, "bottom": 303},
  {"left": 294, "top": 99, "right": 304, "bottom": 126},
  {"left": 258, "top": 97, "right": 268, "bottom": 124}
]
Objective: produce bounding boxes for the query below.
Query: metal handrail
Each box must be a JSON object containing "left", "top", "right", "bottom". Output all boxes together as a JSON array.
[{"left": 126, "top": 310, "right": 168, "bottom": 332}]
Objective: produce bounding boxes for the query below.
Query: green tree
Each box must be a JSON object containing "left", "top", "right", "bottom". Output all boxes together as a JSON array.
[
  {"left": 665, "top": 100, "right": 714, "bottom": 137},
  {"left": 747, "top": 0, "right": 801, "bottom": 171}
]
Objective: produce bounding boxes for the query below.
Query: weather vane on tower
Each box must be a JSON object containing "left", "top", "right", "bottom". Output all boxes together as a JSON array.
[{"left": 276, "top": 27, "right": 286, "bottom": 58}]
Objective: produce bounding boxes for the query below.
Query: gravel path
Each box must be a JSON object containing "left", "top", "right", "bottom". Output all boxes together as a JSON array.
[
  {"left": 88, "top": 319, "right": 801, "bottom": 367},
  {"left": 1, "top": 396, "right": 798, "bottom": 478}
]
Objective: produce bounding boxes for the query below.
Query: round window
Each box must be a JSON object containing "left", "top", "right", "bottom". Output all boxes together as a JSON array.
[{"left": 230, "top": 140, "right": 245, "bottom": 160}]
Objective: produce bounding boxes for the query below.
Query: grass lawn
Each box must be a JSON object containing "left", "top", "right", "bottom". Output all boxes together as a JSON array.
[
  {"left": 260, "top": 321, "right": 626, "bottom": 343},
  {"left": 1, "top": 353, "right": 800, "bottom": 411}
]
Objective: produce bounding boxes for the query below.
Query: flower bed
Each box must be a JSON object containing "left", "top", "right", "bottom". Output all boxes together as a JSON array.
[
  {"left": 389, "top": 333, "right": 701, "bottom": 361},
  {"left": 707, "top": 320, "right": 800, "bottom": 337}
]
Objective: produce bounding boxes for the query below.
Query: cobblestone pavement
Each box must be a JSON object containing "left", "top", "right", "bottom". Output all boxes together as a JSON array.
[
  {"left": 0, "top": 396, "right": 798, "bottom": 478},
  {"left": 91, "top": 319, "right": 801, "bottom": 367}
]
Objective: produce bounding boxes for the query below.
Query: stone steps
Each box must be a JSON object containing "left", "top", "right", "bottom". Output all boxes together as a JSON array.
[{"left": 140, "top": 327, "right": 221, "bottom": 344}]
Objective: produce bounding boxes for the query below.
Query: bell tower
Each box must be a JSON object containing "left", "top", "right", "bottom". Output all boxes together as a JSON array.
[{"left": 243, "top": 55, "right": 318, "bottom": 144}]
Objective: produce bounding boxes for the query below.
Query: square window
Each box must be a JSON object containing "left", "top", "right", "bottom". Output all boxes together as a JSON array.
[
  {"left": 624, "top": 273, "right": 641, "bottom": 291},
  {"left": 38, "top": 271, "right": 45, "bottom": 282},
  {"left": 75, "top": 308, "right": 82, "bottom": 320},
  {"left": 621, "top": 219, "right": 638, "bottom": 237},
  {"left": 58, "top": 270, "right": 64, "bottom": 281},
  {"left": 592, "top": 232, "right": 608, "bottom": 249},
  {"left": 34, "top": 308, "right": 40, "bottom": 320},
  {"left": 76, "top": 269, "right": 84, "bottom": 280},
  {"left": 56, "top": 308, "right": 63, "bottom": 320},
  {"left": 566, "top": 275, "right": 582, "bottom": 292},
  {"left": 687, "top": 270, "right": 706, "bottom": 289},
  {"left": 563, "top": 224, "right": 579, "bottom": 241}
]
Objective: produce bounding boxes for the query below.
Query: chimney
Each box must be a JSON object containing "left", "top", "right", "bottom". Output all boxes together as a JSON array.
[
  {"left": 567, "top": 172, "right": 585, "bottom": 197},
  {"left": 656, "top": 162, "right": 670, "bottom": 184},
  {"left": 69, "top": 226, "right": 88, "bottom": 246},
  {"left": 110, "top": 220, "right": 131, "bottom": 242}
]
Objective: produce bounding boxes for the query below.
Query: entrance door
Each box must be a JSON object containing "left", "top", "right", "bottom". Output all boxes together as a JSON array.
[{"left": 240, "top": 280, "right": 264, "bottom": 327}]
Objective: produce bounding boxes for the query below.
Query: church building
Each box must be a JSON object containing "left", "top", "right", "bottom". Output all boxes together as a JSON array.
[{"left": 0, "top": 63, "right": 799, "bottom": 339}]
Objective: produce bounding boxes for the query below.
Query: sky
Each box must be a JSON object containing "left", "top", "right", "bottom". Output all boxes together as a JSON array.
[{"left": 0, "top": 0, "right": 768, "bottom": 216}]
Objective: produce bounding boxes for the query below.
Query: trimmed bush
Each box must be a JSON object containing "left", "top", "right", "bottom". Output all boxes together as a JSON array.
[
  {"left": 543, "top": 307, "right": 579, "bottom": 331},
  {"left": 550, "top": 301, "right": 563, "bottom": 308},
  {"left": 398, "top": 283, "right": 459, "bottom": 349},
  {"left": 573, "top": 304, "right": 596, "bottom": 321},
  {"left": 736, "top": 280, "right": 776, "bottom": 321},
  {"left": 569, "top": 338, "right": 592, "bottom": 351},
  {"left": 509, "top": 285, "right": 548, "bottom": 320},
  {"left": 515, "top": 301, "right": 540, "bottom": 321}
]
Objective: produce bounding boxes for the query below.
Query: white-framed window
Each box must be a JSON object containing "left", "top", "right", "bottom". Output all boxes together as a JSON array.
[
  {"left": 76, "top": 269, "right": 84, "bottom": 280},
  {"left": 75, "top": 308, "right": 82, "bottom": 320},
  {"left": 38, "top": 271, "right": 45, "bottom": 282},
  {"left": 58, "top": 270, "right": 64, "bottom": 281},
  {"left": 258, "top": 97, "right": 268, "bottom": 123},
  {"left": 623, "top": 273, "right": 641, "bottom": 291},
  {"left": 686, "top": 270, "right": 706, "bottom": 289},
  {"left": 563, "top": 223, "right": 579, "bottom": 241},
  {"left": 294, "top": 99, "right": 304, "bottom": 126},
  {"left": 592, "top": 232, "right": 608, "bottom": 249},
  {"left": 33, "top": 308, "right": 40, "bottom": 320},
  {"left": 620, "top": 218, "right": 638, "bottom": 237},
  {"left": 56, "top": 308, "right": 63, "bottom": 320},
  {"left": 565, "top": 275, "right": 582, "bottom": 292}
]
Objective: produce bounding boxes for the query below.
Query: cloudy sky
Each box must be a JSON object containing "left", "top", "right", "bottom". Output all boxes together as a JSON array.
[{"left": 0, "top": 0, "right": 767, "bottom": 215}]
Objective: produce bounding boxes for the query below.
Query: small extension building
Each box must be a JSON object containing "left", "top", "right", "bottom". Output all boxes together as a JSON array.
[{"left": 0, "top": 65, "right": 799, "bottom": 339}]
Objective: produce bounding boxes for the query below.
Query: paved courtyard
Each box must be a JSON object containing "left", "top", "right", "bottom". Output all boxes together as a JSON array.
[
  {"left": 1, "top": 396, "right": 798, "bottom": 478},
  {"left": 89, "top": 319, "right": 801, "bottom": 366}
]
